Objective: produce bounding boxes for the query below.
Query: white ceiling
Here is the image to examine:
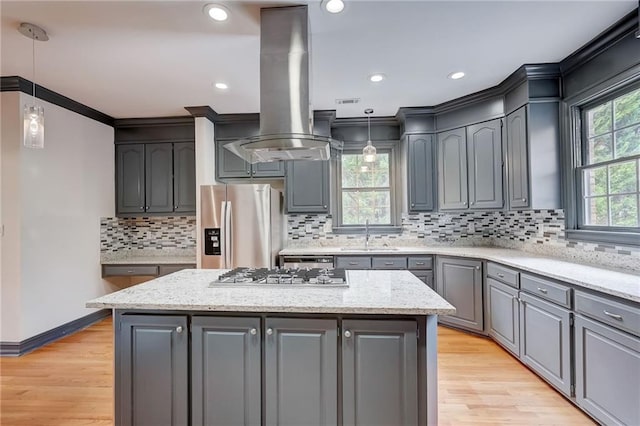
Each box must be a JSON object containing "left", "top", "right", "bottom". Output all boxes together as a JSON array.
[{"left": 1, "top": 1, "right": 636, "bottom": 119}]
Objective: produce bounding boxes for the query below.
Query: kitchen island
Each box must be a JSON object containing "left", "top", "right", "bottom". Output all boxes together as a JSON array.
[{"left": 87, "top": 269, "right": 455, "bottom": 426}]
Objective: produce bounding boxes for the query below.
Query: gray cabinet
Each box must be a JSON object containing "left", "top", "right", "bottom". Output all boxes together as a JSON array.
[
  {"left": 408, "top": 134, "right": 435, "bottom": 212},
  {"left": 191, "top": 316, "right": 261, "bottom": 426},
  {"left": 435, "top": 256, "right": 484, "bottom": 332},
  {"left": 285, "top": 160, "right": 330, "bottom": 213},
  {"left": 145, "top": 143, "right": 174, "bottom": 213},
  {"left": 118, "top": 314, "right": 188, "bottom": 426},
  {"left": 217, "top": 140, "right": 285, "bottom": 179},
  {"left": 438, "top": 119, "right": 503, "bottom": 210},
  {"left": 116, "top": 144, "right": 145, "bottom": 214},
  {"left": 487, "top": 278, "right": 520, "bottom": 356},
  {"left": 335, "top": 256, "right": 372, "bottom": 270},
  {"left": 575, "top": 314, "right": 640, "bottom": 426},
  {"left": 411, "top": 270, "right": 434, "bottom": 289},
  {"left": 506, "top": 106, "right": 529, "bottom": 209},
  {"left": 519, "top": 292, "right": 572, "bottom": 396},
  {"left": 342, "top": 320, "right": 418, "bottom": 426},
  {"left": 265, "top": 318, "right": 338, "bottom": 426},
  {"left": 173, "top": 142, "right": 196, "bottom": 213}
]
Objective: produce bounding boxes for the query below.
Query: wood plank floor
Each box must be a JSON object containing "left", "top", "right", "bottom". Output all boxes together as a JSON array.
[{"left": 0, "top": 317, "right": 594, "bottom": 425}]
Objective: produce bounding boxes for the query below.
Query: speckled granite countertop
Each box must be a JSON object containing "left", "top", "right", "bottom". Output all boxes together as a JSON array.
[
  {"left": 101, "top": 249, "right": 196, "bottom": 265},
  {"left": 280, "top": 246, "right": 640, "bottom": 303},
  {"left": 86, "top": 269, "right": 456, "bottom": 315}
]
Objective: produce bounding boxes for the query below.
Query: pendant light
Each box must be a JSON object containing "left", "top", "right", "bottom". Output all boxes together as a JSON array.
[
  {"left": 19, "top": 23, "right": 48, "bottom": 149},
  {"left": 362, "top": 108, "right": 376, "bottom": 163}
]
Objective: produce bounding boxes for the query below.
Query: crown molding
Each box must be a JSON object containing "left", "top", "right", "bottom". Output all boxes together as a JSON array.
[
  {"left": 184, "top": 105, "right": 219, "bottom": 123},
  {"left": 114, "top": 116, "right": 194, "bottom": 128},
  {"left": 332, "top": 116, "right": 400, "bottom": 127}
]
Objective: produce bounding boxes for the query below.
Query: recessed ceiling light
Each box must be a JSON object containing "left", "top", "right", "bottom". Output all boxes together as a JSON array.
[
  {"left": 322, "top": 0, "right": 345, "bottom": 13},
  {"left": 215, "top": 82, "right": 228, "bottom": 90},
  {"left": 448, "top": 71, "right": 466, "bottom": 80},
  {"left": 369, "top": 73, "right": 386, "bottom": 83},
  {"left": 204, "top": 4, "right": 229, "bottom": 21}
]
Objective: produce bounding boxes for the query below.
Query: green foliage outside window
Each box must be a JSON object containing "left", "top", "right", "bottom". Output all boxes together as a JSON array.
[{"left": 341, "top": 153, "right": 391, "bottom": 225}]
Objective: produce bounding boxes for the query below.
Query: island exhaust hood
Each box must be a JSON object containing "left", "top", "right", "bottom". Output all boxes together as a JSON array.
[{"left": 224, "top": 6, "right": 342, "bottom": 163}]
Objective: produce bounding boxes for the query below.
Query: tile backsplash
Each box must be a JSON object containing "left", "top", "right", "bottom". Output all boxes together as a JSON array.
[{"left": 101, "top": 216, "right": 196, "bottom": 253}]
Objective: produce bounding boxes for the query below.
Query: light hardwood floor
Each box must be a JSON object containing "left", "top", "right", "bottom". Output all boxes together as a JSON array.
[{"left": 1, "top": 317, "right": 594, "bottom": 425}]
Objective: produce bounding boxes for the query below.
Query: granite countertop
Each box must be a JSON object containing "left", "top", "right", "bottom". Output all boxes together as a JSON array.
[
  {"left": 101, "top": 249, "right": 196, "bottom": 265},
  {"left": 86, "top": 269, "right": 456, "bottom": 315},
  {"left": 280, "top": 246, "right": 640, "bottom": 303}
]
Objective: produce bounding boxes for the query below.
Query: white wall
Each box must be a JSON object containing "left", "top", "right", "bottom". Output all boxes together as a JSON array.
[{"left": 0, "top": 91, "right": 116, "bottom": 342}]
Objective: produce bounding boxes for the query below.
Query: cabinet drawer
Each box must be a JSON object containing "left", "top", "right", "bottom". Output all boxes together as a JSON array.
[
  {"left": 335, "top": 256, "right": 372, "bottom": 270},
  {"left": 372, "top": 257, "right": 407, "bottom": 270},
  {"left": 575, "top": 291, "right": 640, "bottom": 337},
  {"left": 487, "top": 262, "right": 519, "bottom": 288},
  {"left": 521, "top": 274, "right": 571, "bottom": 308},
  {"left": 159, "top": 264, "right": 196, "bottom": 276},
  {"left": 103, "top": 265, "right": 159, "bottom": 277},
  {"left": 407, "top": 256, "right": 433, "bottom": 270}
]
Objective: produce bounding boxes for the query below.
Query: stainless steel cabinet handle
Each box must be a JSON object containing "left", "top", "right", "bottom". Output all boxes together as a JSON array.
[
  {"left": 344, "top": 330, "right": 352, "bottom": 338},
  {"left": 384, "top": 262, "right": 394, "bottom": 265},
  {"left": 497, "top": 273, "right": 505, "bottom": 278},
  {"left": 266, "top": 328, "right": 273, "bottom": 336},
  {"left": 463, "top": 202, "right": 467, "bottom": 206},
  {"left": 470, "top": 201, "right": 475, "bottom": 205},
  {"left": 604, "top": 311, "right": 623, "bottom": 321},
  {"left": 250, "top": 328, "right": 257, "bottom": 335},
  {"left": 246, "top": 170, "right": 250, "bottom": 174},
  {"left": 522, "top": 198, "right": 527, "bottom": 202},
  {"left": 176, "top": 326, "right": 183, "bottom": 333},
  {"left": 537, "top": 287, "right": 548, "bottom": 294},
  {"left": 145, "top": 206, "right": 149, "bottom": 210},
  {"left": 252, "top": 170, "right": 256, "bottom": 174},
  {"left": 416, "top": 262, "right": 425, "bottom": 265},
  {"left": 174, "top": 205, "right": 178, "bottom": 209},
  {"left": 323, "top": 205, "right": 327, "bottom": 209},
  {"left": 127, "top": 270, "right": 134, "bottom": 273},
  {"left": 349, "top": 262, "right": 358, "bottom": 265},
  {"left": 475, "top": 266, "right": 480, "bottom": 270},
  {"left": 139, "top": 206, "right": 144, "bottom": 210},
  {"left": 411, "top": 203, "right": 415, "bottom": 207}
]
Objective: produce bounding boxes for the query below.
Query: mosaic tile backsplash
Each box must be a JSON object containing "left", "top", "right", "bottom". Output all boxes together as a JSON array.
[
  {"left": 101, "top": 216, "right": 196, "bottom": 253},
  {"left": 287, "top": 210, "right": 640, "bottom": 271}
]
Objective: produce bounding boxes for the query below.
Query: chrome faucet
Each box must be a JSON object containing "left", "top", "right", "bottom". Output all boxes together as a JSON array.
[{"left": 365, "top": 219, "right": 370, "bottom": 249}]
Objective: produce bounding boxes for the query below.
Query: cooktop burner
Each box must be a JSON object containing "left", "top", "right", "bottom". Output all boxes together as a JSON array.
[{"left": 211, "top": 267, "right": 348, "bottom": 287}]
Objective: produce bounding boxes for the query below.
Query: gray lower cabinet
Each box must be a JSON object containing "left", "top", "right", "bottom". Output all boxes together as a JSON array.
[
  {"left": 435, "top": 257, "right": 484, "bottom": 332},
  {"left": 575, "top": 314, "right": 640, "bottom": 426},
  {"left": 411, "top": 270, "right": 434, "bottom": 289},
  {"left": 116, "top": 144, "right": 145, "bottom": 214},
  {"left": 145, "top": 143, "right": 174, "bottom": 213},
  {"left": 119, "top": 314, "right": 188, "bottom": 426},
  {"left": 285, "top": 160, "right": 330, "bottom": 213},
  {"left": 342, "top": 320, "right": 418, "bottom": 426},
  {"left": 173, "top": 142, "right": 196, "bottom": 213},
  {"left": 408, "top": 134, "right": 435, "bottom": 212},
  {"left": 487, "top": 278, "right": 520, "bottom": 356},
  {"left": 506, "top": 105, "right": 529, "bottom": 209},
  {"left": 519, "top": 292, "right": 572, "bottom": 396},
  {"left": 191, "top": 316, "right": 261, "bottom": 426},
  {"left": 265, "top": 318, "right": 338, "bottom": 426}
]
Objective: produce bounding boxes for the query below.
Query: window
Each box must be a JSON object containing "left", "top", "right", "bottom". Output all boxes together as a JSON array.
[
  {"left": 579, "top": 87, "right": 640, "bottom": 230},
  {"left": 339, "top": 151, "right": 392, "bottom": 225}
]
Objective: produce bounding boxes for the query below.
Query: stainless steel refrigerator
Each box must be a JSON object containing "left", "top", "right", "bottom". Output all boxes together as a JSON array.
[{"left": 200, "top": 184, "right": 284, "bottom": 269}]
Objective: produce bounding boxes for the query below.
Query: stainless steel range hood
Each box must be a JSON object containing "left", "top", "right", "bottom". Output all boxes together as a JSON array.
[{"left": 224, "top": 6, "right": 341, "bottom": 163}]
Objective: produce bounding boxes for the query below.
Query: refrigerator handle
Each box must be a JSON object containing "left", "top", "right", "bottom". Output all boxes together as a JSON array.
[
  {"left": 221, "top": 200, "right": 228, "bottom": 269},
  {"left": 224, "top": 201, "right": 232, "bottom": 269},
  {"left": 226, "top": 201, "right": 233, "bottom": 268}
]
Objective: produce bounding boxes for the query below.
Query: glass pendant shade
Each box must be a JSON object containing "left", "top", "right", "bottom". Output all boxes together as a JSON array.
[
  {"left": 23, "top": 104, "right": 44, "bottom": 149},
  {"left": 363, "top": 140, "right": 377, "bottom": 162}
]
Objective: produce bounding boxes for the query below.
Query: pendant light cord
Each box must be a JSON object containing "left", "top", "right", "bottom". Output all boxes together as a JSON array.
[{"left": 32, "top": 33, "right": 36, "bottom": 100}]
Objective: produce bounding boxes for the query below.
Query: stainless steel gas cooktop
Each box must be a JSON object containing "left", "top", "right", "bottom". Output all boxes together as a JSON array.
[{"left": 210, "top": 267, "right": 348, "bottom": 287}]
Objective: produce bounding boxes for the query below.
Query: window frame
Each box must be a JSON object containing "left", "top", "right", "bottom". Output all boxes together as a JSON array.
[{"left": 564, "top": 70, "right": 640, "bottom": 247}]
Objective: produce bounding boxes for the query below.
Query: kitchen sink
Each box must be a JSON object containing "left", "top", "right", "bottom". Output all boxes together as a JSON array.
[{"left": 340, "top": 247, "right": 399, "bottom": 252}]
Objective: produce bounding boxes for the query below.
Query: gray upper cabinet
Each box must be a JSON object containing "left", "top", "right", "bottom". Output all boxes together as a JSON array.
[
  {"left": 408, "top": 134, "right": 436, "bottom": 211},
  {"left": 438, "top": 128, "right": 468, "bottom": 210},
  {"left": 506, "top": 106, "right": 529, "bottom": 209},
  {"left": 173, "top": 142, "right": 196, "bottom": 213},
  {"left": 466, "top": 119, "right": 503, "bottom": 209},
  {"left": 487, "top": 278, "right": 520, "bottom": 357},
  {"left": 119, "top": 314, "right": 188, "bottom": 426},
  {"left": 145, "top": 143, "right": 174, "bottom": 213},
  {"left": 253, "top": 160, "right": 285, "bottom": 177},
  {"left": 116, "top": 144, "right": 145, "bottom": 214},
  {"left": 342, "top": 320, "right": 418, "bottom": 426},
  {"left": 216, "top": 139, "right": 285, "bottom": 179},
  {"left": 191, "top": 316, "right": 261, "bottom": 426},
  {"left": 265, "top": 318, "right": 338, "bottom": 426},
  {"left": 285, "top": 159, "right": 330, "bottom": 213},
  {"left": 436, "top": 256, "right": 484, "bottom": 332}
]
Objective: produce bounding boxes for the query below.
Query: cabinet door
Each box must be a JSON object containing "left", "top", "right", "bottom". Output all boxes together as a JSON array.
[
  {"left": 342, "top": 320, "right": 418, "bottom": 426},
  {"left": 408, "top": 134, "right": 435, "bottom": 211},
  {"left": 506, "top": 106, "right": 530, "bottom": 208},
  {"left": 192, "top": 316, "right": 261, "bottom": 426},
  {"left": 217, "top": 140, "right": 251, "bottom": 178},
  {"left": 265, "top": 318, "right": 338, "bottom": 426},
  {"left": 286, "top": 160, "right": 330, "bottom": 213},
  {"left": 145, "top": 143, "right": 174, "bottom": 213},
  {"left": 173, "top": 142, "right": 196, "bottom": 213},
  {"left": 436, "top": 257, "right": 484, "bottom": 332},
  {"left": 519, "top": 292, "right": 571, "bottom": 396},
  {"left": 438, "top": 128, "right": 468, "bottom": 210},
  {"left": 575, "top": 314, "right": 640, "bottom": 426},
  {"left": 116, "top": 144, "right": 145, "bottom": 215},
  {"left": 411, "top": 270, "right": 434, "bottom": 289},
  {"left": 466, "top": 119, "right": 503, "bottom": 209},
  {"left": 119, "top": 315, "right": 188, "bottom": 426},
  {"left": 253, "top": 160, "right": 285, "bottom": 177},
  {"left": 487, "top": 278, "right": 520, "bottom": 356}
]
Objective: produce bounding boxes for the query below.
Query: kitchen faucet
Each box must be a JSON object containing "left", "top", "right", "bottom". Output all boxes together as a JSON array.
[{"left": 365, "top": 219, "right": 370, "bottom": 249}]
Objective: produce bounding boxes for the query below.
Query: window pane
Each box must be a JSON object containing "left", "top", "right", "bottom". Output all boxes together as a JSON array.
[
  {"left": 583, "top": 166, "right": 607, "bottom": 197},
  {"left": 588, "top": 134, "right": 613, "bottom": 164},
  {"left": 614, "top": 125, "right": 640, "bottom": 159},
  {"left": 610, "top": 194, "right": 638, "bottom": 227},
  {"left": 614, "top": 87, "right": 640, "bottom": 129},
  {"left": 584, "top": 196, "right": 609, "bottom": 226},
  {"left": 341, "top": 153, "right": 389, "bottom": 189},
  {"left": 342, "top": 190, "right": 390, "bottom": 225},
  {"left": 609, "top": 161, "right": 637, "bottom": 194},
  {"left": 341, "top": 154, "right": 361, "bottom": 187},
  {"left": 587, "top": 102, "right": 612, "bottom": 137}
]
